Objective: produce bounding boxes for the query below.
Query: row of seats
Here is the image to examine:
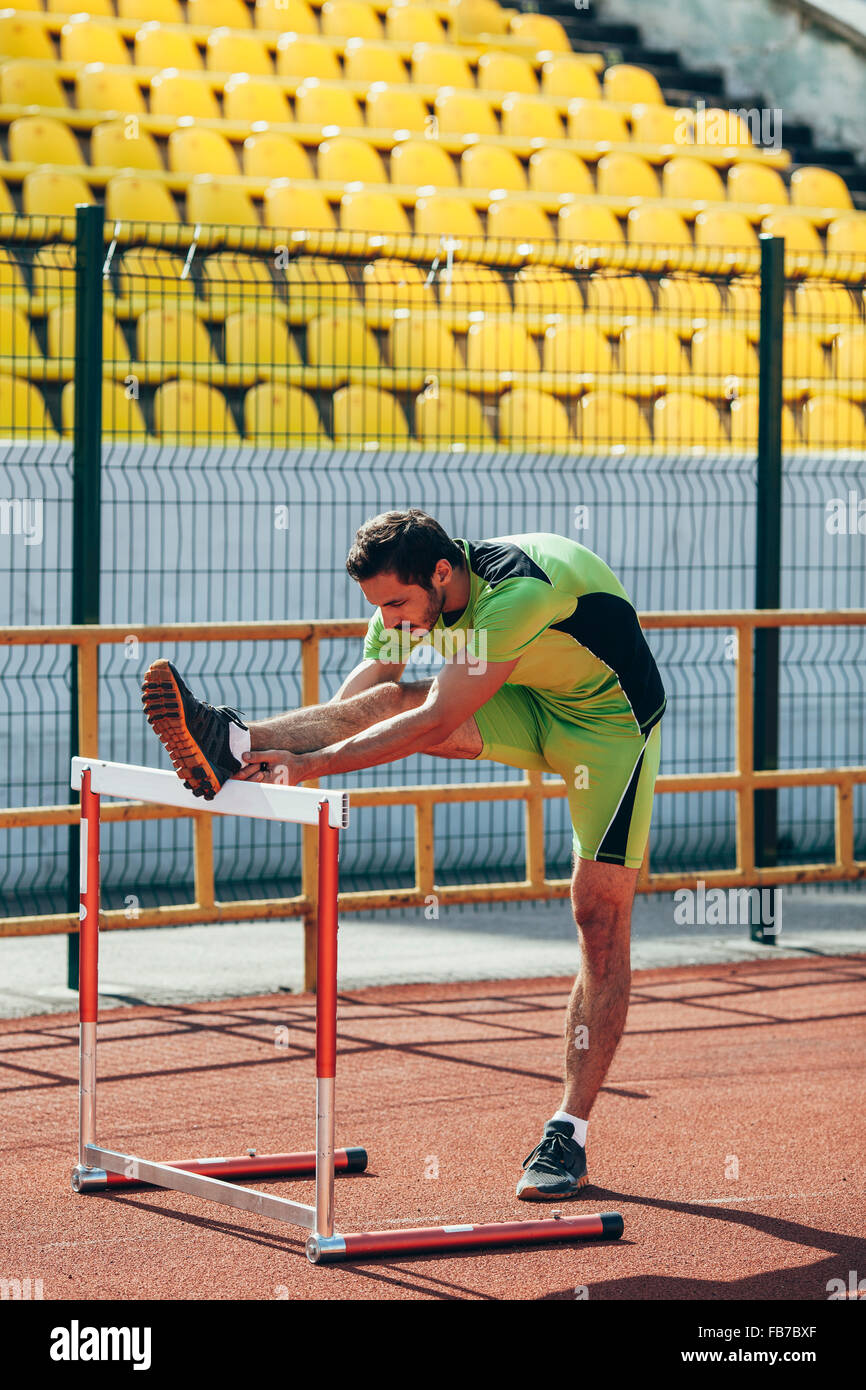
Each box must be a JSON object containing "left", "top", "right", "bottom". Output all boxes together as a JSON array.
[{"left": 3, "top": 375, "right": 864, "bottom": 448}]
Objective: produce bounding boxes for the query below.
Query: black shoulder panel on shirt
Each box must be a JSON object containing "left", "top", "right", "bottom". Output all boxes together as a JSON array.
[
  {"left": 466, "top": 539, "right": 552, "bottom": 588},
  {"left": 550, "top": 591, "right": 667, "bottom": 733}
]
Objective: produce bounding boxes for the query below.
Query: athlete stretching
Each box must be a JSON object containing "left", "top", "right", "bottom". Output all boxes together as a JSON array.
[{"left": 141, "top": 508, "right": 666, "bottom": 1202}]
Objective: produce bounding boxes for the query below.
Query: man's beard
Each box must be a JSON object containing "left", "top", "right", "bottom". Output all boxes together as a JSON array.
[{"left": 411, "top": 587, "right": 446, "bottom": 635}]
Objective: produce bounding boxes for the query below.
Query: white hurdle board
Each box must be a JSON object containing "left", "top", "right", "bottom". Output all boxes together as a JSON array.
[{"left": 71, "top": 757, "right": 349, "bottom": 829}]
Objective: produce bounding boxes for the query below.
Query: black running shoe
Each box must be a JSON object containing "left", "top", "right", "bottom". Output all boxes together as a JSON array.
[
  {"left": 141, "top": 658, "right": 249, "bottom": 800},
  {"left": 516, "top": 1120, "right": 589, "bottom": 1201}
]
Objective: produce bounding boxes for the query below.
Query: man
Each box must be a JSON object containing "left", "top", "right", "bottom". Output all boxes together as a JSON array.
[{"left": 142, "top": 508, "right": 666, "bottom": 1202}]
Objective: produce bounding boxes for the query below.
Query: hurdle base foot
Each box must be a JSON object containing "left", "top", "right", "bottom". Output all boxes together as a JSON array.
[
  {"left": 306, "top": 1234, "right": 347, "bottom": 1264},
  {"left": 72, "top": 1165, "right": 108, "bottom": 1193}
]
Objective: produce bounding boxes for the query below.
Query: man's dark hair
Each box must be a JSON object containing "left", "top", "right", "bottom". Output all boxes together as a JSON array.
[{"left": 345, "top": 509, "right": 465, "bottom": 588}]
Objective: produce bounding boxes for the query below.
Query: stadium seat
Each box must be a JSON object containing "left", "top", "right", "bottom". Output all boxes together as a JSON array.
[
  {"left": 631, "top": 104, "right": 688, "bottom": 145},
  {"left": 434, "top": 90, "right": 498, "bottom": 137},
  {"left": 263, "top": 182, "right": 336, "bottom": 231},
  {"left": 106, "top": 175, "right": 178, "bottom": 224},
  {"left": 76, "top": 64, "right": 145, "bottom": 114},
  {"left": 365, "top": 84, "right": 429, "bottom": 132},
  {"left": 223, "top": 75, "right": 292, "bottom": 124},
  {"left": 187, "top": 0, "right": 252, "bottom": 28},
  {"left": 540, "top": 55, "right": 601, "bottom": 101},
  {"left": 414, "top": 384, "right": 494, "bottom": 447},
  {"left": 61, "top": 379, "right": 149, "bottom": 439},
  {"left": 200, "top": 253, "right": 274, "bottom": 312},
  {"left": 243, "top": 132, "right": 314, "bottom": 181},
  {"left": 585, "top": 272, "right": 654, "bottom": 316},
  {"left": 657, "top": 275, "right": 723, "bottom": 320},
  {"left": 578, "top": 390, "right": 651, "bottom": 448},
  {"left": 626, "top": 207, "right": 692, "bottom": 261},
  {"left": 0, "top": 307, "right": 41, "bottom": 367},
  {"left": 729, "top": 392, "right": 798, "bottom": 448},
  {"left": 436, "top": 263, "right": 510, "bottom": 324},
  {"left": 477, "top": 52, "right": 537, "bottom": 95},
  {"left": 276, "top": 34, "right": 341, "bottom": 81},
  {"left": 509, "top": 12, "right": 570, "bottom": 52},
  {"left": 414, "top": 194, "right": 484, "bottom": 238},
  {"left": 597, "top": 153, "right": 660, "bottom": 199},
  {"left": 137, "top": 308, "right": 219, "bottom": 369},
  {"left": 341, "top": 191, "right": 411, "bottom": 235},
  {"left": 832, "top": 329, "right": 866, "bottom": 393},
  {"left": 0, "top": 14, "right": 56, "bottom": 60},
  {"left": 244, "top": 383, "right": 325, "bottom": 444},
  {"left": 726, "top": 161, "right": 788, "bottom": 205},
  {"left": 501, "top": 95, "right": 563, "bottom": 141},
  {"left": 363, "top": 259, "right": 433, "bottom": 321},
  {"left": 661, "top": 156, "right": 726, "bottom": 202},
  {"left": 390, "top": 138, "right": 458, "bottom": 187},
  {"left": 9, "top": 116, "right": 82, "bottom": 166},
  {"left": 333, "top": 385, "right": 410, "bottom": 446},
  {"left": 254, "top": 0, "right": 318, "bottom": 33},
  {"left": 168, "top": 128, "right": 238, "bottom": 176},
  {"left": 0, "top": 374, "right": 57, "bottom": 438},
  {"left": 783, "top": 327, "right": 827, "bottom": 381},
  {"left": 2, "top": 61, "right": 68, "bottom": 108},
  {"left": 0, "top": 180, "right": 15, "bottom": 217},
  {"left": 0, "top": 248, "right": 28, "bottom": 299},
  {"left": 284, "top": 259, "right": 357, "bottom": 323},
  {"left": 694, "top": 209, "right": 758, "bottom": 266},
  {"left": 801, "top": 393, "right": 866, "bottom": 447},
  {"left": 295, "top": 79, "right": 364, "bottom": 127},
  {"left": 385, "top": 4, "right": 444, "bottom": 44},
  {"left": 135, "top": 23, "right": 202, "bottom": 70},
  {"left": 619, "top": 324, "right": 685, "bottom": 377},
  {"left": 789, "top": 166, "right": 852, "bottom": 210},
  {"left": 691, "top": 325, "right": 759, "bottom": 381},
  {"left": 187, "top": 176, "right": 259, "bottom": 228},
  {"left": 224, "top": 309, "right": 302, "bottom": 371},
  {"left": 91, "top": 121, "right": 163, "bottom": 172},
  {"left": 486, "top": 198, "right": 553, "bottom": 242},
  {"left": 389, "top": 313, "right": 461, "bottom": 384},
  {"left": 22, "top": 171, "right": 93, "bottom": 217},
  {"left": 116, "top": 247, "right": 195, "bottom": 303},
  {"left": 30, "top": 244, "right": 76, "bottom": 310},
  {"left": 47, "top": 306, "right": 129, "bottom": 370},
  {"left": 498, "top": 388, "right": 572, "bottom": 449},
  {"left": 653, "top": 391, "right": 723, "bottom": 447},
  {"left": 61, "top": 17, "right": 130, "bottom": 66},
  {"left": 694, "top": 107, "right": 753, "bottom": 147},
  {"left": 154, "top": 380, "right": 239, "bottom": 442},
  {"left": 761, "top": 212, "right": 823, "bottom": 254},
  {"left": 528, "top": 148, "right": 593, "bottom": 196},
  {"left": 558, "top": 203, "right": 623, "bottom": 244},
  {"left": 726, "top": 277, "right": 762, "bottom": 317},
  {"left": 603, "top": 64, "right": 664, "bottom": 105},
  {"left": 319, "top": 136, "right": 388, "bottom": 185},
  {"left": 513, "top": 267, "right": 583, "bottom": 321},
  {"left": 47, "top": 0, "right": 113, "bottom": 12},
  {"left": 206, "top": 30, "right": 272, "bottom": 75},
  {"left": 543, "top": 323, "right": 614, "bottom": 376},
  {"left": 411, "top": 45, "right": 473, "bottom": 91},
  {"left": 793, "top": 281, "right": 858, "bottom": 326},
  {"left": 451, "top": 0, "right": 510, "bottom": 38},
  {"left": 825, "top": 215, "right": 866, "bottom": 257},
  {"left": 567, "top": 99, "right": 629, "bottom": 143},
  {"left": 118, "top": 0, "right": 182, "bottom": 19},
  {"left": 460, "top": 145, "right": 526, "bottom": 192},
  {"left": 150, "top": 74, "right": 220, "bottom": 120},
  {"left": 344, "top": 39, "right": 407, "bottom": 85},
  {"left": 321, "top": 0, "right": 383, "bottom": 40},
  {"left": 465, "top": 320, "right": 539, "bottom": 374},
  {"left": 306, "top": 313, "right": 380, "bottom": 378}
]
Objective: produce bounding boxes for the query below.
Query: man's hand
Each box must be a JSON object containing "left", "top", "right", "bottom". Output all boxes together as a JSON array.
[{"left": 232, "top": 749, "right": 310, "bottom": 786}]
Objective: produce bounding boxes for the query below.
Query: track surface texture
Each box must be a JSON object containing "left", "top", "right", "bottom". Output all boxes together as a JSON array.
[{"left": 1, "top": 956, "right": 863, "bottom": 1301}]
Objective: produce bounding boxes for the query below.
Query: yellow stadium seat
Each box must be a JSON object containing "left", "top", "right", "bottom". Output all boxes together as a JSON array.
[
  {"left": 0, "top": 247, "right": 28, "bottom": 299},
  {"left": 826, "top": 215, "right": 866, "bottom": 257},
  {"left": 118, "top": 0, "right": 182, "bottom": 20},
  {"left": 224, "top": 309, "right": 301, "bottom": 371},
  {"left": 513, "top": 266, "right": 583, "bottom": 321},
  {"left": 603, "top": 63, "right": 664, "bottom": 105},
  {"left": 362, "top": 259, "right": 433, "bottom": 322},
  {"left": 630, "top": 103, "right": 688, "bottom": 145},
  {"left": 693, "top": 107, "right": 753, "bottom": 147},
  {"left": 76, "top": 64, "right": 145, "bottom": 114},
  {"left": 116, "top": 247, "right": 194, "bottom": 303},
  {"left": 501, "top": 95, "right": 563, "bottom": 141},
  {"left": 365, "top": 83, "right": 429, "bottom": 132},
  {"left": 22, "top": 171, "right": 93, "bottom": 217},
  {"left": 414, "top": 384, "right": 494, "bottom": 448},
  {"left": 319, "top": 136, "right": 387, "bottom": 184},
  {"left": 626, "top": 207, "right": 691, "bottom": 259},
  {"left": 436, "top": 263, "right": 510, "bottom": 323},
  {"left": 578, "top": 390, "right": 650, "bottom": 448},
  {"left": 761, "top": 212, "right": 822, "bottom": 254},
  {"left": 243, "top": 131, "right": 314, "bottom": 181},
  {"left": 726, "top": 277, "right": 761, "bottom": 317},
  {"left": 728, "top": 392, "right": 798, "bottom": 449},
  {"left": 782, "top": 327, "right": 826, "bottom": 381},
  {"left": 284, "top": 259, "right": 357, "bottom": 323},
  {"left": 254, "top": 0, "right": 317, "bottom": 33},
  {"left": 802, "top": 393, "right": 866, "bottom": 448},
  {"left": 498, "top": 388, "right": 571, "bottom": 449},
  {"left": 0, "top": 307, "right": 41, "bottom": 369},
  {"left": 585, "top": 272, "right": 654, "bottom": 316},
  {"left": 200, "top": 253, "right": 274, "bottom": 312},
  {"left": 653, "top": 392, "right": 723, "bottom": 447},
  {"left": 107, "top": 175, "right": 178, "bottom": 224},
  {"left": 434, "top": 90, "right": 498, "bottom": 138},
  {"left": 62, "top": 380, "right": 149, "bottom": 438},
  {"left": 187, "top": 176, "right": 259, "bottom": 227},
  {"left": 619, "top": 323, "right": 685, "bottom": 377},
  {"left": 186, "top": 0, "right": 252, "bottom": 27},
  {"left": 389, "top": 313, "right": 460, "bottom": 384},
  {"left": 793, "top": 281, "right": 858, "bottom": 327},
  {"left": 321, "top": 0, "right": 382, "bottom": 39},
  {"left": 0, "top": 180, "right": 16, "bottom": 216},
  {"left": 790, "top": 166, "right": 852, "bottom": 211},
  {"left": 415, "top": 194, "right": 483, "bottom": 238},
  {"left": 295, "top": 79, "right": 364, "bottom": 127},
  {"left": 31, "top": 244, "right": 77, "bottom": 310},
  {"left": 466, "top": 320, "right": 539, "bottom": 374},
  {"left": 264, "top": 182, "right": 336, "bottom": 232},
  {"left": 386, "top": 3, "right": 444, "bottom": 44},
  {"left": 461, "top": 145, "right": 526, "bottom": 192},
  {"left": 276, "top": 33, "right": 341, "bottom": 81},
  {"left": 333, "top": 385, "right": 410, "bottom": 446},
  {"left": 1, "top": 61, "right": 67, "bottom": 108},
  {"left": 540, "top": 55, "right": 601, "bottom": 101},
  {"left": 390, "top": 137, "right": 458, "bottom": 187},
  {"left": 0, "top": 375, "right": 57, "bottom": 439},
  {"left": 138, "top": 308, "right": 218, "bottom": 369},
  {"left": 61, "top": 17, "right": 129, "bottom": 65},
  {"left": 91, "top": 121, "right": 163, "bottom": 171},
  {"left": 528, "top": 148, "right": 593, "bottom": 196},
  {"left": 509, "top": 12, "right": 569, "bottom": 52},
  {"left": 244, "top": 383, "right": 325, "bottom": 444},
  {"left": 477, "top": 51, "right": 536, "bottom": 95},
  {"left": 557, "top": 203, "right": 623, "bottom": 245},
  {"left": 1, "top": 14, "right": 55, "bottom": 60},
  {"left": 207, "top": 30, "right": 272, "bottom": 74},
  {"left": 597, "top": 153, "right": 659, "bottom": 199},
  {"left": 661, "top": 156, "right": 725, "bottom": 202},
  {"left": 154, "top": 380, "right": 239, "bottom": 442},
  {"left": 411, "top": 45, "right": 473, "bottom": 90},
  {"left": 657, "top": 276, "right": 723, "bottom": 320},
  {"left": 726, "top": 161, "right": 788, "bottom": 205},
  {"left": 486, "top": 198, "right": 553, "bottom": 242},
  {"left": 134, "top": 22, "right": 202, "bottom": 70},
  {"left": 307, "top": 313, "right": 380, "bottom": 377},
  {"left": 451, "top": 0, "right": 509, "bottom": 38},
  {"left": 224, "top": 75, "right": 292, "bottom": 124},
  {"left": 694, "top": 208, "right": 758, "bottom": 264},
  {"left": 567, "top": 99, "right": 629, "bottom": 143},
  {"left": 168, "top": 127, "right": 237, "bottom": 176},
  {"left": 543, "top": 322, "right": 614, "bottom": 375},
  {"left": 344, "top": 39, "right": 406, "bottom": 85},
  {"left": 340, "top": 191, "right": 411, "bottom": 235},
  {"left": 833, "top": 328, "right": 866, "bottom": 391},
  {"left": 150, "top": 74, "right": 220, "bottom": 120},
  {"left": 47, "top": 306, "right": 128, "bottom": 371},
  {"left": 9, "top": 116, "right": 82, "bottom": 166},
  {"left": 47, "top": 0, "right": 112, "bottom": 12},
  {"left": 690, "top": 326, "right": 758, "bottom": 381}
]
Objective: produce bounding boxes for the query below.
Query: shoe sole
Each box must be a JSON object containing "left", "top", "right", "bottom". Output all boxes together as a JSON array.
[
  {"left": 141, "top": 658, "right": 223, "bottom": 800},
  {"left": 516, "top": 1174, "right": 590, "bottom": 1201}
]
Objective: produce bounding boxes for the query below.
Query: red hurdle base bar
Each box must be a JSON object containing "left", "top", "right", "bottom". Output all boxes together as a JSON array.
[{"left": 71, "top": 758, "right": 623, "bottom": 1265}]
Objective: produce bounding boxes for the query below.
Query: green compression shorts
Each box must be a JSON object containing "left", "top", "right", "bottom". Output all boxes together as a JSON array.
[{"left": 472, "top": 684, "right": 662, "bottom": 868}]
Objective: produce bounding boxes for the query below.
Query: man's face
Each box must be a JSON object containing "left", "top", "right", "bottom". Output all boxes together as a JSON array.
[{"left": 359, "top": 565, "right": 448, "bottom": 639}]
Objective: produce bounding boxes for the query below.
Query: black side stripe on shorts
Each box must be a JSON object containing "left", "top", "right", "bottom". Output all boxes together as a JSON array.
[
  {"left": 550, "top": 591, "right": 666, "bottom": 735},
  {"left": 595, "top": 738, "right": 647, "bottom": 866}
]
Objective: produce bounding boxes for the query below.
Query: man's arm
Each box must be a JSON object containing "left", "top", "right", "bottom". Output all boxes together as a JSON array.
[{"left": 329, "top": 657, "right": 406, "bottom": 703}]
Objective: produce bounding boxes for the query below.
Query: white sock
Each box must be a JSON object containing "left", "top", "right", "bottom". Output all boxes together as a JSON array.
[
  {"left": 228, "top": 721, "right": 251, "bottom": 761},
  {"left": 551, "top": 1110, "right": 588, "bottom": 1146}
]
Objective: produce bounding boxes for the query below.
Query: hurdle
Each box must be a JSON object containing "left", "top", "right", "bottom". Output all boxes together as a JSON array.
[{"left": 71, "top": 756, "right": 624, "bottom": 1264}]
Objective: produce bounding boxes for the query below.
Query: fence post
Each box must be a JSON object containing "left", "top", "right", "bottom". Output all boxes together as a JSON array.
[
  {"left": 753, "top": 234, "right": 784, "bottom": 938},
  {"left": 66, "top": 204, "right": 104, "bottom": 988}
]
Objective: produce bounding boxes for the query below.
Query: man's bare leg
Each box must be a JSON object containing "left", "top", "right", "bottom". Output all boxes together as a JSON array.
[{"left": 247, "top": 678, "right": 468, "bottom": 755}]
